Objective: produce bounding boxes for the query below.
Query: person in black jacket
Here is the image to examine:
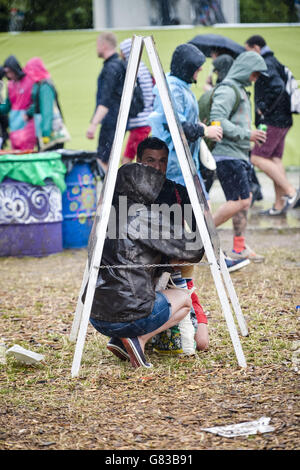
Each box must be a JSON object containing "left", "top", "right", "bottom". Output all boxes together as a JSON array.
[
  {"left": 245, "top": 35, "right": 300, "bottom": 215},
  {"left": 89, "top": 161, "right": 204, "bottom": 369},
  {"left": 86, "top": 32, "right": 126, "bottom": 173}
]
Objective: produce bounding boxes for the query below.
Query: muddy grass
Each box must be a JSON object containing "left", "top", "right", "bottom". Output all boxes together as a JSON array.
[{"left": 0, "top": 229, "right": 299, "bottom": 451}]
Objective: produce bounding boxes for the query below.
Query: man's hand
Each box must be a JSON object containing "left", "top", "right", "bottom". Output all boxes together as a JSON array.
[
  {"left": 203, "top": 75, "right": 213, "bottom": 92},
  {"left": 205, "top": 125, "right": 223, "bottom": 142},
  {"left": 170, "top": 259, "right": 186, "bottom": 265},
  {"left": 250, "top": 129, "right": 266, "bottom": 145},
  {"left": 86, "top": 123, "right": 97, "bottom": 139},
  {"left": 86, "top": 105, "right": 109, "bottom": 140}
]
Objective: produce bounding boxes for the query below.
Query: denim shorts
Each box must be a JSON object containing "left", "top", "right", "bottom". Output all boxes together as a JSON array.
[
  {"left": 89, "top": 291, "right": 171, "bottom": 338},
  {"left": 216, "top": 158, "right": 252, "bottom": 201}
]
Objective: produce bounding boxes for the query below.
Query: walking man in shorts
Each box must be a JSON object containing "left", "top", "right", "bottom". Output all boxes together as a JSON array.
[
  {"left": 245, "top": 35, "right": 300, "bottom": 215},
  {"left": 210, "top": 51, "right": 268, "bottom": 262}
]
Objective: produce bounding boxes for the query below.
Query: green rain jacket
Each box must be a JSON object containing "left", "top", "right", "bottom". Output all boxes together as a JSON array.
[
  {"left": 26, "top": 80, "right": 56, "bottom": 138},
  {"left": 210, "top": 51, "right": 268, "bottom": 161}
]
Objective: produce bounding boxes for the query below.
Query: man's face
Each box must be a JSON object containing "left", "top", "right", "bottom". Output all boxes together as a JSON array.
[
  {"left": 249, "top": 71, "right": 261, "bottom": 83},
  {"left": 192, "top": 66, "right": 202, "bottom": 82},
  {"left": 97, "top": 38, "right": 106, "bottom": 58},
  {"left": 4, "top": 67, "right": 17, "bottom": 81},
  {"left": 140, "top": 147, "right": 169, "bottom": 175},
  {"left": 245, "top": 43, "right": 261, "bottom": 54}
]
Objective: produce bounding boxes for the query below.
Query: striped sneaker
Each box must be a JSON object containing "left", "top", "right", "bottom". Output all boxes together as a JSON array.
[{"left": 225, "top": 257, "right": 250, "bottom": 273}]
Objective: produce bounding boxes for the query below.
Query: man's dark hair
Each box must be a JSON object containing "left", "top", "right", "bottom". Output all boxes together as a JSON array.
[
  {"left": 246, "top": 35, "right": 266, "bottom": 49},
  {"left": 137, "top": 137, "right": 169, "bottom": 161}
]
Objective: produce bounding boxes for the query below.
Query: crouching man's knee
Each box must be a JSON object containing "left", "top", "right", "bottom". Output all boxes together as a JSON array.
[{"left": 184, "top": 293, "right": 192, "bottom": 310}]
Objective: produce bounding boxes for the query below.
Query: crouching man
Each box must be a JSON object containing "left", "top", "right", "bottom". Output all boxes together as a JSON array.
[
  {"left": 88, "top": 159, "right": 204, "bottom": 369},
  {"left": 136, "top": 137, "right": 209, "bottom": 351}
]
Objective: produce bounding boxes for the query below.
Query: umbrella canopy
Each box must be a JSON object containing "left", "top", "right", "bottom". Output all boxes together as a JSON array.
[{"left": 189, "top": 34, "right": 245, "bottom": 58}]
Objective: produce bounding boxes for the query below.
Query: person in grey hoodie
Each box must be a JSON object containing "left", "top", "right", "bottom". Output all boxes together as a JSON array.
[{"left": 210, "top": 51, "right": 268, "bottom": 262}]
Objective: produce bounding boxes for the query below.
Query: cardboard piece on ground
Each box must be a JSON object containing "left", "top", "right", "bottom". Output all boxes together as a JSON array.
[
  {"left": 201, "top": 417, "right": 275, "bottom": 438},
  {"left": 6, "top": 345, "right": 45, "bottom": 365}
]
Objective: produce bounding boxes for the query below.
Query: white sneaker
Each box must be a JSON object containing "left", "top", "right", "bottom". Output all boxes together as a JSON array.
[{"left": 282, "top": 189, "right": 300, "bottom": 213}]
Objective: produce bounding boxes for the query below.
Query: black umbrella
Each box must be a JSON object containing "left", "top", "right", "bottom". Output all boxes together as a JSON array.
[{"left": 189, "top": 34, "right": 245, "bottom": 58}]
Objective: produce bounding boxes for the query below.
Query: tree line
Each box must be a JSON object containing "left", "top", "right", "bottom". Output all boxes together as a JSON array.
[{"left": 0, "top": 0, "right": 298, "bottom": 32}]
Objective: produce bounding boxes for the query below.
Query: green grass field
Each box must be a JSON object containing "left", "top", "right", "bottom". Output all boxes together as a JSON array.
[{"left": 0, "top": 26, "right": 299, "bottom": 166}]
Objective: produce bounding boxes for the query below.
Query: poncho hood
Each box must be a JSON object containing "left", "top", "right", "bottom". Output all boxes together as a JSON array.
[
  {"left": 24, "top": 57, "right": 51, "bottom": 83},
  {"left": 3, "top": 55, "right": 25, "bottom": 80},
  {"left": 225, "top": 51, "right": 268, "bottom": 87},
  {"left": 115, "top": 163, "right": 166, "bottom": 205},
  {"left": 170, "top": 43, "right": 206, "bottom": 84}
]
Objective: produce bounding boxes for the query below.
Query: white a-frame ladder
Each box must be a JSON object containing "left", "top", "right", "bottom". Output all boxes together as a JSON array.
[{"left": 70, "top": 35, "right": 248, "bottom": 378}]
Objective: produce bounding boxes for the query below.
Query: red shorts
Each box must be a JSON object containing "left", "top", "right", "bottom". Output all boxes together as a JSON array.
[
  {"left": 124, "top": 126, "right": 151, "bottom": 160},
  {"left": 251, "top": 125, "right": 290, "bottom": 159}
]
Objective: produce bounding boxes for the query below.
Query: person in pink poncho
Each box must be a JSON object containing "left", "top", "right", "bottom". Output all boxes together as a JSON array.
[
  {"left": 24, "top": 57, "right": 69, "bottom": 151},
  {"left": 0, "top": 55, "right": 35, "bottom": 150}
]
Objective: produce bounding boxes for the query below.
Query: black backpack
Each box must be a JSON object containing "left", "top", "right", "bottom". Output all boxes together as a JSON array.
[
  {"left": 128, "top": 77, "right": 144, "bottom": 118},
  {"left": 274, "top": 60, "right": 300, "bottom": 114}
]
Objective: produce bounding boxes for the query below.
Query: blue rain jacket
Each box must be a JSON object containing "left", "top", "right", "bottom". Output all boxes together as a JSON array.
[{"left": 148, "top": 73, "right": 202, "bottom": 185}]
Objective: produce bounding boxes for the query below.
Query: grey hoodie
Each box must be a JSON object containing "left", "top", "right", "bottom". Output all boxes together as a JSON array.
[{"left": 210, "top": 51, "right": 267, "bottom": 160}]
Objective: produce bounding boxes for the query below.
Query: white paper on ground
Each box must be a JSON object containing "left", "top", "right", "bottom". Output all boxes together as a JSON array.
[
  {"left": 201, "top": 417, "right": 275, "bottom": 438},
  {"left": 0, "top": 343, "right": 6, "bottom": 364},
  {"left": 6, "top": 345, "right": 45, "bottom": 365}
]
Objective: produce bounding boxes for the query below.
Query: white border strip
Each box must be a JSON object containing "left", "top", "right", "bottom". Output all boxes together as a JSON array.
[
  {"left": 214, "top": 22, "right": 300, "bottom": 28},
  {"left": 9, "top": 22, "right": 298, "bottom": 34}
]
